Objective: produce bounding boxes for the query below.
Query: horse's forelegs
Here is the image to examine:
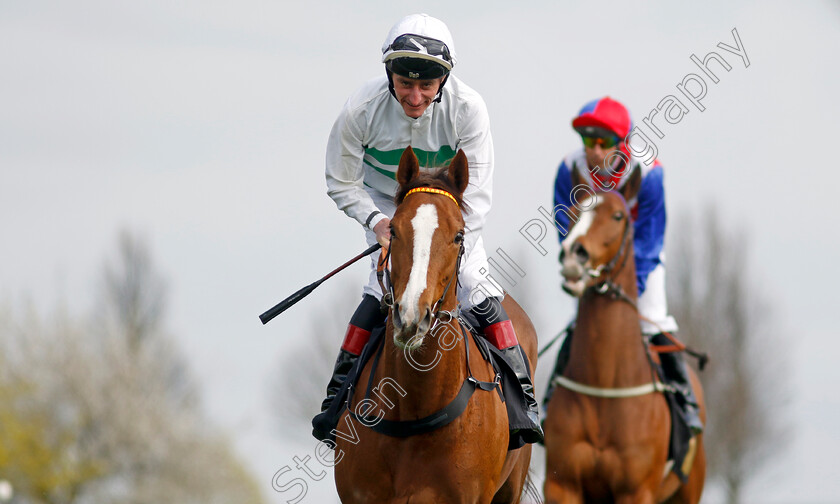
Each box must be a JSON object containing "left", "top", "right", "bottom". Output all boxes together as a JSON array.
[
  {"left": 492, "top": 446, "right": 531, "bottom": 504},
  {"left": 543, "top": 478, "right": 583, "bottom": 504}
]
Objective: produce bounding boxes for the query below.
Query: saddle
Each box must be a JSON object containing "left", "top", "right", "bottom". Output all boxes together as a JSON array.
[
  {"left": 546, "top": 327, "right": 699, "bottom": 482},
  {"left": 649, "top": 348, "right": 696, "bottom": 483},
  {"left": 312, "top": 317, "right": 533, "bottom": 450}
]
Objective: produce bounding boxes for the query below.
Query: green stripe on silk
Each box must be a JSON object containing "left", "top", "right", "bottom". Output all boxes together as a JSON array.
[{"left": 365, "top": 146, "right": 457, "bottom": 169}]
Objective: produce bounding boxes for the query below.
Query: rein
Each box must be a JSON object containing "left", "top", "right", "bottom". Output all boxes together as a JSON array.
[
  {"left": 583, "top": 217, "right": 708, "bottom": 367},
  {"left": 347, "top": 185, "right": 500, "bottom": 436},
  {"left": 556, "top": 216, "right": 707, "bottom": 398},
  {"left": 378, "top": 243, "right": 463, "bottom": 327},
  {"left": 377, "top": 186, "right": 465, "bottom": 325},
  {"left": 586, "top": 213, "right": 633, "bottom": 298}
]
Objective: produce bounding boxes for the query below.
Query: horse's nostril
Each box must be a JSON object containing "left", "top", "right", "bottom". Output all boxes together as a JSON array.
[
  {"left": 417, "top": 307, "right": 433, "bottom": 335},
  {"left": 576, "top": 249, "right": 589, "bottom": 263},
  {"left": 572, "top": 242, "right": 589, "bottom": 263}
]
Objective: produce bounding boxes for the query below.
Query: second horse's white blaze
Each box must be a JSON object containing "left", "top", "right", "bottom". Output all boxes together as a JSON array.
[
  {"left": 399, "top": 203, "right": 438, "bottom": 326},
  {"left": 562, "top": 194, "right": 603, "bottom": 257}
]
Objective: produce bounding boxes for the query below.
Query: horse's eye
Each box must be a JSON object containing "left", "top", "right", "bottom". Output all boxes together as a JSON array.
[
  {"left": 612, "top": 211, "right": 625, "bottom": 221},
  {"left": 454, "top": 231, "right": 464, "bottom": 244},
  {"left": 389, "top": 225, "right": 397, "bottom": 239}
]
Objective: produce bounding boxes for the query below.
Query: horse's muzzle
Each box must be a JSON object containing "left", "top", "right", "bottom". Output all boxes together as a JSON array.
[
  {"left": 392, "top": 302, "right": 433, "bottom": 350},
  {"left": 560, "top": 244, "right": 588, "bottom": 297}
]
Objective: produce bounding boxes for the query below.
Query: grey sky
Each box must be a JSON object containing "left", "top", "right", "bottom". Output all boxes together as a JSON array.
[{"left": 2, "top": 1, "right": 839, "bottom": 502}]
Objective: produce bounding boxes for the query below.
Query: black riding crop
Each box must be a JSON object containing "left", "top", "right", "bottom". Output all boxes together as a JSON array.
[{"left": 259, "top": 243, "right": 382, "bottom": 325}]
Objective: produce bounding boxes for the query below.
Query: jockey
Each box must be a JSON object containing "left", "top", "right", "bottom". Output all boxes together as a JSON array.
[
  {"left": 315, "top": 13, "right": 543, "bottom": 444},
  {"left": 544, "top": 96, "right": 703, "bottom": 434}
]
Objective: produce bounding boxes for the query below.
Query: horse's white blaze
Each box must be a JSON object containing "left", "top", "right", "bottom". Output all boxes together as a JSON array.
[
  {"left": 399, "top": 204, "right": 438, "bottom": 325},
  {"left": 562, "top": 194, "right": 603, "bottom": 256}
]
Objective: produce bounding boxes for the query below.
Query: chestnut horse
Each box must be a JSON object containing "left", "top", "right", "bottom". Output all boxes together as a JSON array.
[
  {"left": 543, "top": 170, "right": 706, "bottom": 504},
  {"left": 333, "top": 147, "right": 538, "bottom": 503}
]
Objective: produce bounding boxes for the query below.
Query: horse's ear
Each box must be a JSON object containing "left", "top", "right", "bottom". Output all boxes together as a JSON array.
[
  {"left": 620, "top": 164, "right": 642, "bottom": 202},
  {"left": 448, "top": 149, "right": 469, "bottom": 196},
  {"left": 397, "top": 146, "right": 420, "bottom": 188}
]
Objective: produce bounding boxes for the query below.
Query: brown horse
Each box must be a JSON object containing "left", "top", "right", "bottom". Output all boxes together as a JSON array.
[
  {"left": 333, "top": 147, "right": 537, "bottom": 503},
  {"left": 543, "top": 170, "right": 706, "bottom": 504}
]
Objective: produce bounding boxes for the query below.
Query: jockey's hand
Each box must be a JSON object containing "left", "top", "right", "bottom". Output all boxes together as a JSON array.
[{"left": 373, "top": 217, "right": 391, "bottom": 248}]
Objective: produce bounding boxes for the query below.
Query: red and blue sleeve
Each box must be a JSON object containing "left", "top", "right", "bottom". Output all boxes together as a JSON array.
[
  {"left": 633, "top": 163, "right": 666, "bottom": 295},
  {"left": 553, "top": 160, "right": 574, "bottom": 244}
]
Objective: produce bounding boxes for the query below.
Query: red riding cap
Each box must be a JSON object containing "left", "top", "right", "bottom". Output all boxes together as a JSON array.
[{"left": 572, "top": 96, "right": 632, "bottom": 140}]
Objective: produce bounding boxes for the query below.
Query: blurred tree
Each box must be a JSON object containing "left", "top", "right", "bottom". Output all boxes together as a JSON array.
[
  {"left": 96, "top": 230, "right": 195, "bottom": 408},
  {"left": 0, "top": 361, "right": 105, "bottom": 503},
  {"left": 0, "top": 231, "right": 266, "bottom": 503},
  {"left": 668, "top": 207, "right": 790, "bottom": 504},
  {"left": 99, "top": 230, "right": 167, "bottom": 350}
]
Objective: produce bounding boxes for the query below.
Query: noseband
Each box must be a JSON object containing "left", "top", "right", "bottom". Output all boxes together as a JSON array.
[
  {"left": 585, "top": 212, "right": 634, "bottom": 303},
  {"left": 377, "top": 187, "right": 465, "bottom": 329},
  {"left": 557, "top": 215, "right": 676, "bottom": 398}
]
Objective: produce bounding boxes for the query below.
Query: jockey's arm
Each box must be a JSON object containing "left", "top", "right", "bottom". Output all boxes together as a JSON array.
[
  {"left": 455, "top": 98, "right": 493, "bottom": 257},
  {"left": 325, "top": 106, "right": 388, "bottom": 233},
  {"left": 553, "top": 160, "right": 575, "bottom": 246},
  {"left": 633, "top": 164, "right": 667, "bottom": 296}
]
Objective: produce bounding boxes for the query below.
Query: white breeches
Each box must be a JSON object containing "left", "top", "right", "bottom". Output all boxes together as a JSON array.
[
  {"left": 563, "top": 256, "right": 679, "bottom": 335},
  {"left": 637, "top": 260, "right": 679, "bottom": 335}
]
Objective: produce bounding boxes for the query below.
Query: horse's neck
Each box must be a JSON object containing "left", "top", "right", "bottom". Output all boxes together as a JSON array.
[
  {"left": 380, "top": 319, "right": 467, "bottom": 419},
  {"left": 567, "top": 247, "right": 650, "bottom": 386}
]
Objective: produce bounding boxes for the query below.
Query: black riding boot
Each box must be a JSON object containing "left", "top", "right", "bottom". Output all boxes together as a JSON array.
[
  {"left": 498, "top": 344, "right": 544, "bottom": 444},
  {"left": 318, "top": 294, "right": 385, "bottom": 413},
  {"left": 472, "top": 297, "right": 544, "bottom": 445},
  {"left": 541, "top": 321, "right": 575, "bottom": 415},
  {"left": 651, "top": 332, "right": 704, "bottom": 434},
  {"left": 320, "top": 349, "right": 359, "bottom": 412}
]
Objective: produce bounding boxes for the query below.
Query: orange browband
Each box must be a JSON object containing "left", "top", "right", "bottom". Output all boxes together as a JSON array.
[{"left": 405, "top": 187, "right": 459, "bottom": 208}]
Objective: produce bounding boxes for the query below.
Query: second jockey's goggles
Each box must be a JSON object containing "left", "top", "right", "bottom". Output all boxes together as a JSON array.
[
  {"left": 382, "top": 33, "right": 453, "bottom": 72},
  {"left": 581, "top": 135, "right": 620, "bottom": 149},
  {"left": 577, "top": 126, "right": 622, "bottom": 149}
]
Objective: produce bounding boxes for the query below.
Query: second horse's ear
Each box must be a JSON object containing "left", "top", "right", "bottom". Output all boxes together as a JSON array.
[
  {"left": 448, "top": 149, "right": 469, "bottom": 196},
  {"left": 620, "top": 164, "right": 642, "bottom": 202},
  {"left": 397, "top": 146, "right": 420, "bottom": 188}
]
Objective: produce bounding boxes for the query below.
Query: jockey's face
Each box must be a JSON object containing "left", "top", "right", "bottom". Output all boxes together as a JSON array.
[
  {"left": 584, "top": 140, "right": 621, "bottom": 172},
  {"left": 393, "top": 75, "right": 444, "bottom": 118}
]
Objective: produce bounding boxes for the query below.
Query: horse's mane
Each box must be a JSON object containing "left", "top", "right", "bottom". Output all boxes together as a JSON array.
[{"left": 394, "top": 166, "right": 471, "bottom": 214}]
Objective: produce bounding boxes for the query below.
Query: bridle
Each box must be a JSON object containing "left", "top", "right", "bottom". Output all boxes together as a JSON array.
[
  {"left": 555, "top": 200, "right": 709, "bottom": 400},
  {"left": 345, "top": 186, "right": 503, "bottom": 438},
  {"left": 377, "top": 187, "right": 465, "bottom": 330},
  {"left": 555, "top": 215, "right": 677, "bottom": 398},
  {"left": 582, "top": 209, "right": 706, "bottom": 364},
  {"left": 583, "top": 211, "right": 635, "bottom": 304}
]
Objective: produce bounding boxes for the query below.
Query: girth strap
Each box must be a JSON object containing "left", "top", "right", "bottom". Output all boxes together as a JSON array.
[
  {"left": 552, "top": 374, "right": 673, "bottom": 398},
  {"left": 349, "top": 375, "right": 497, "bottom": 437}
]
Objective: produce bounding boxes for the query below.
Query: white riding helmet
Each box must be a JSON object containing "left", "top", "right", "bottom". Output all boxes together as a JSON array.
[{"left": 381, "top": 14, "right": 457, "bottom": 80}]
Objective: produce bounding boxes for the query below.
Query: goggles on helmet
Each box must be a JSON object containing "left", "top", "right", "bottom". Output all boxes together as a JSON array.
[
  {"left": 581, "top": 134, "right": 621, "bottom": 149},
  {"left": 575, "top": 125, "right": 623, "bottom": 148},
  {"left": 383, "top": 33, "right": 453, "bottom": 73}
]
